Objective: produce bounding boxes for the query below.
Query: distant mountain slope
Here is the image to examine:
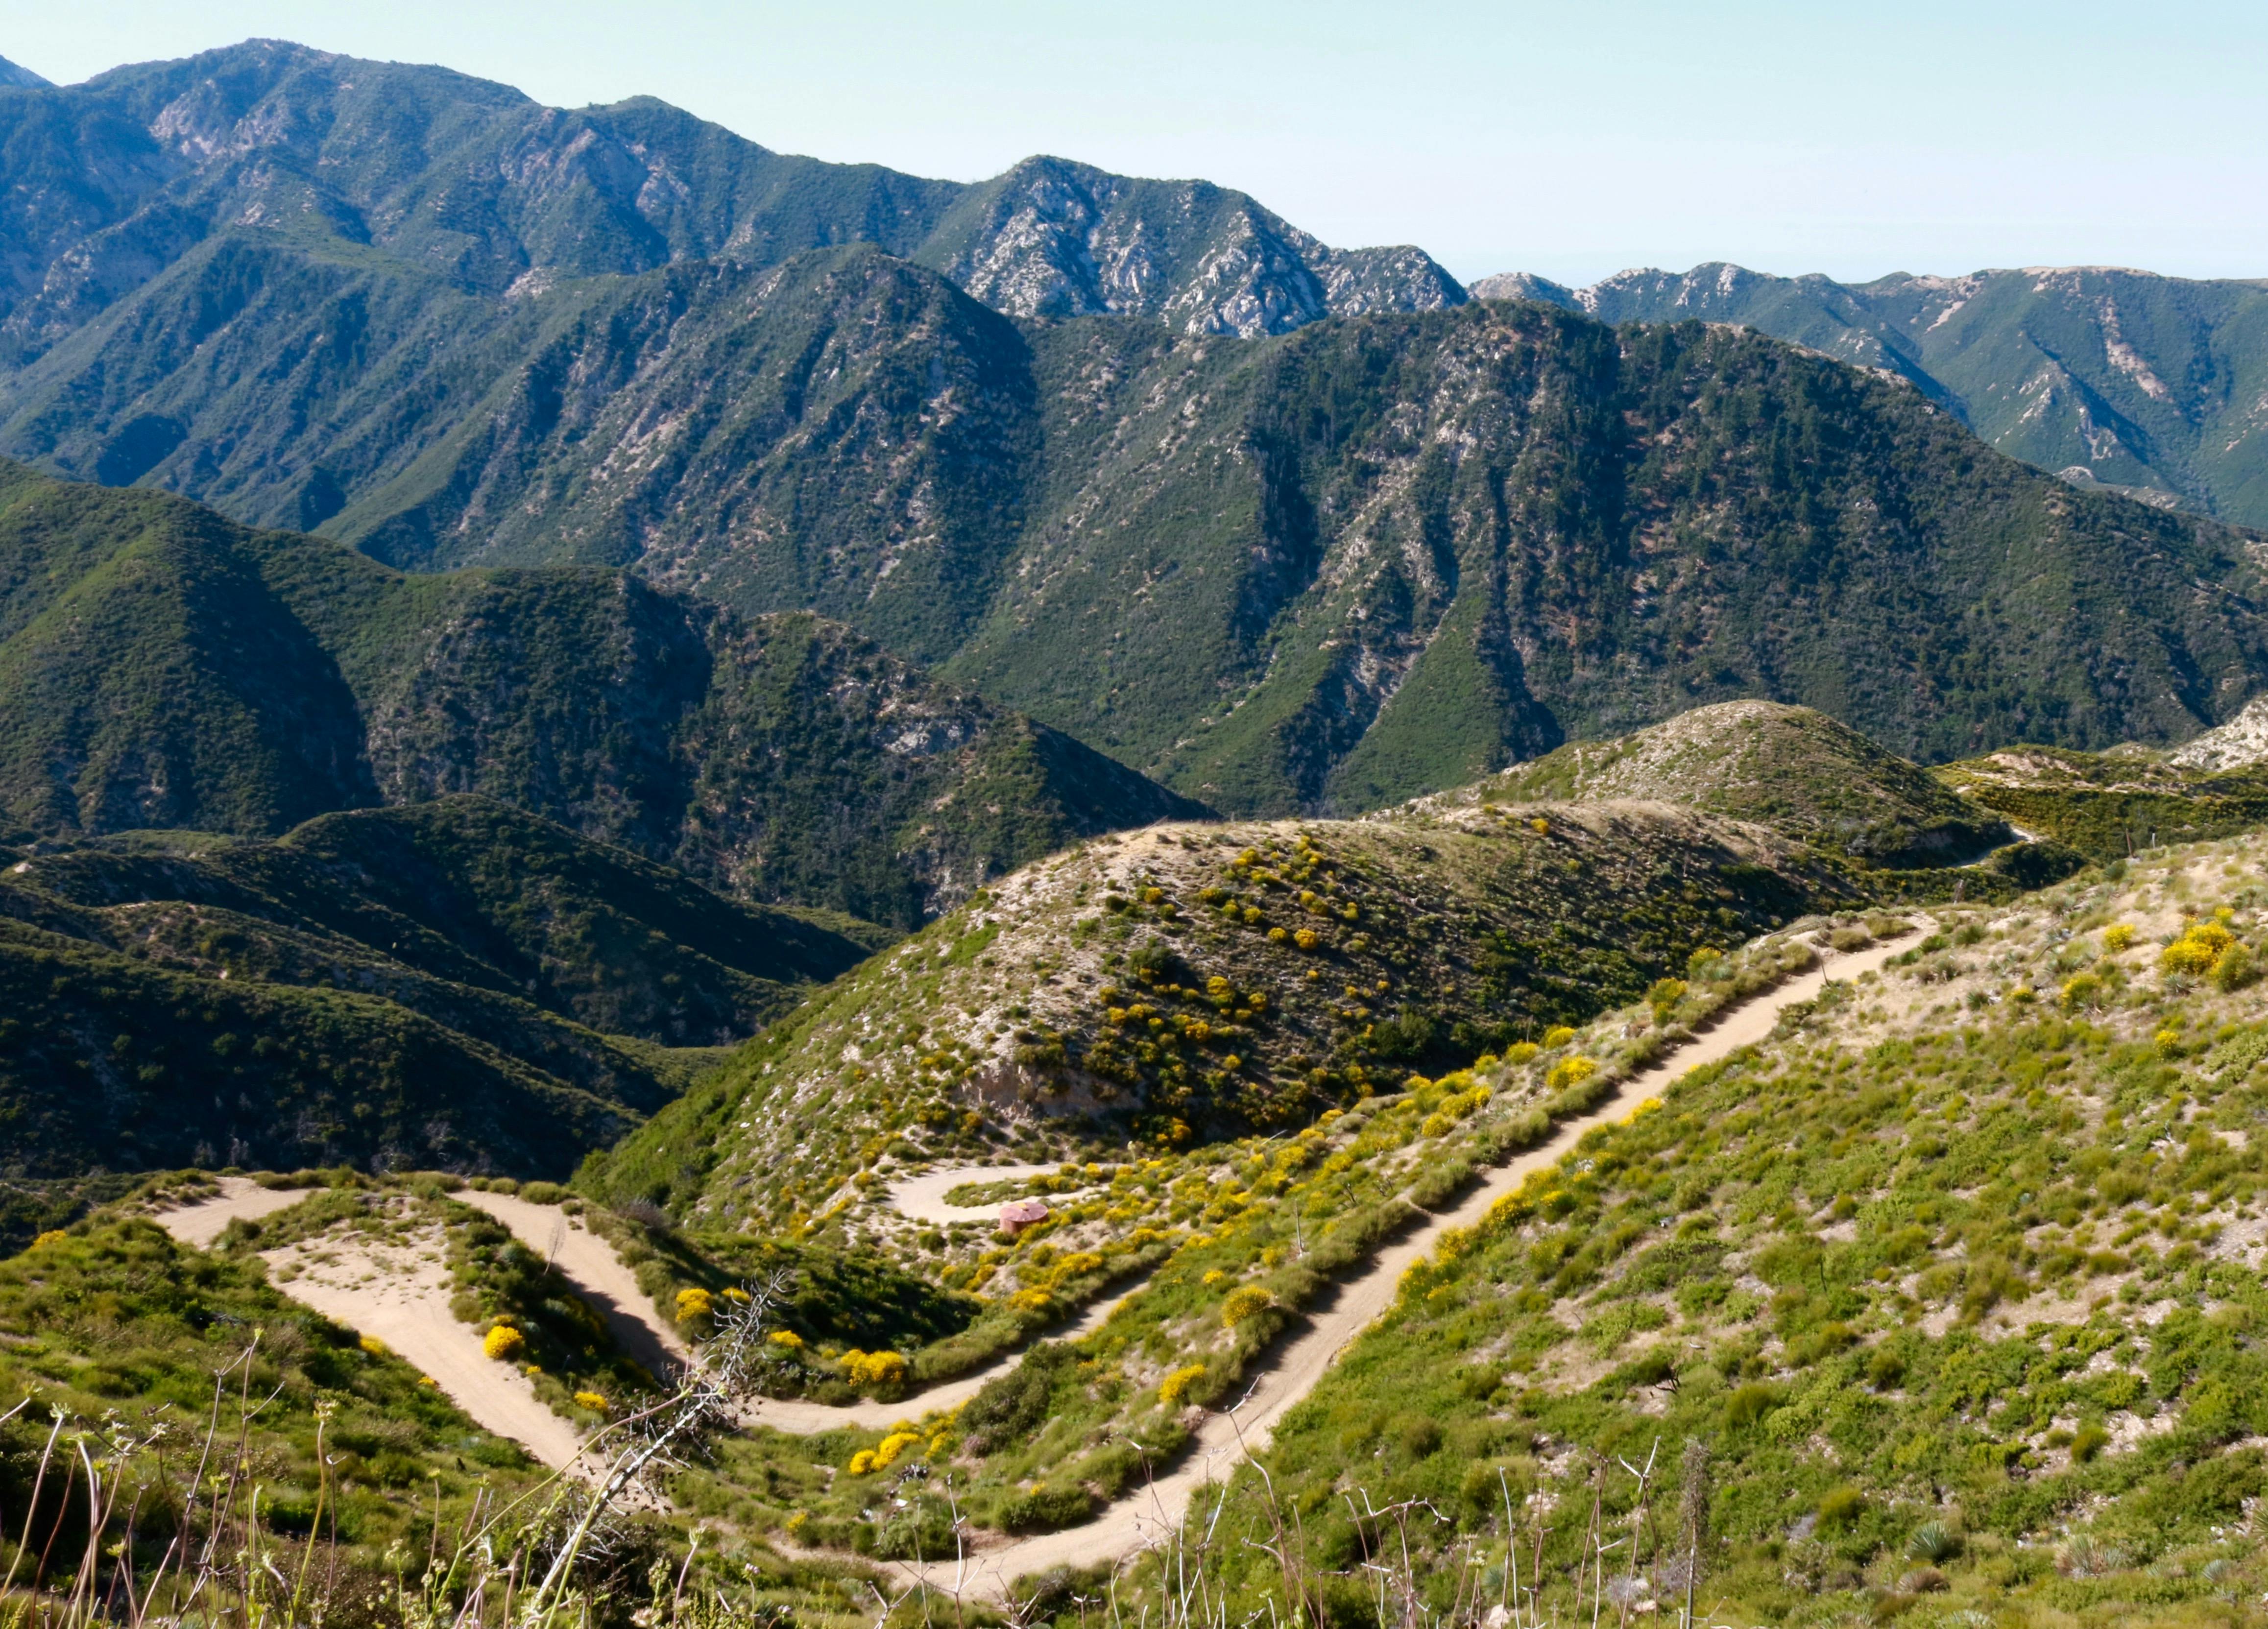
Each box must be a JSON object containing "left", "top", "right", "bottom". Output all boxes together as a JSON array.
[
  {"left": 0, "top": 795, "right": 876, "bottom": 1177},
  {"left": 0, "top": 55, "right": 50, "bottom": 89},
  {"left": 0, "top": 460, "right": 1206, "bottom": 925},
  {"left": 18, "top": 797, "right": 880, "bottom": 1043},
  {"left": 53, "top": 247, "right": 2261, "bottom": 818},
  {"left": 0, "top": 38, "right": 1453, "bottom": 371},
  {"left": 1473, "top": 262, "right": 2268, "bottom": 526},
  {"left": 1448, "top": 701, "right": 2011, "bottom": 865}
]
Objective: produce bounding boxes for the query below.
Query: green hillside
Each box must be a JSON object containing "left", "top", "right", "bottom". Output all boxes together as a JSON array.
[
  {"left": 1939, "top": 746, "right": 2268, "bottom": 861},
  {"left": 1466, "top": 701, "right": 2011, "bottom": 865},
  {"left": 0, "top": 797, "right": 888, "bottom": 1176},
  {"left": 0, "top": 461, "right": 1203, "bottom": 927},
  {"left": 35, "top": 247, "right": 2262, "bottom": 821},
  {"left": 589, "top": 799, "right": 1860, "bottom": 1236},
  {"left": 1166, "top": 835, "right": 2268, "bottom": 1627},
  {"left": 1481, "top": 262, "right": 2268, "bottom": 527}
]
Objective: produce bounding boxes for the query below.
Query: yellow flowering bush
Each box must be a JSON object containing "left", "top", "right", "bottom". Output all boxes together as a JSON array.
[
  {"left": 482, "top": 1325, "right": 526, "bottom": 1361},
  {"left": 1293, "top": 928, "right": 1323, "bottom": 951},
  {"left": 29, "top": 1230, "right": 66, "bottom": 1251},
  {"left": 839, "top": 1349, "right": 909, "bottom": 1388},
  {"left": 767, "top": 1329, "right": 805, "bottom": 1350},
  {"left": 1545, "top": 1055, "right": 1598, "bottom": 1093},
  {"left": 573, "top": 1391, "right": 609, "bottom": 1413},
  {"left": 1543, "top": 1025, "right": 1577, "bottom": 1049},
  {"left": 1159, "top": 1365, "right": 1207, "bottom": 1405},
  {"left": 2102, "top": 922, "right": 2137, "bottom": 951},
  {"left": 873, "top": 1431, "right": 922, "bottom": 1469},
  {"left": 847, "top": 1449, "right": 877, "bottom": 1475},
  {"left": 675, "top": 1287, "right": 715, "bottom": 1322},
  {"left": 358, "top": 1334, "right": 389, "bottom": 1357},
  {"left": 1221, "top": 1286, "right": 1274, "bottom": 1326}
]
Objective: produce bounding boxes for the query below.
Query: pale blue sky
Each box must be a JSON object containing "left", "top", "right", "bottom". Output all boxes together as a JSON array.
[{"left": 12, "top": 1, "right": 2266, "bottom": 287}]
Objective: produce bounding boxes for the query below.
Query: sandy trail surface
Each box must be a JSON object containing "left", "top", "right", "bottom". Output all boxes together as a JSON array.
[
  {"left": 897, "top": 925, "right": 1921, "bottom": 1598},
  {"left": 150, "top": 1182, "right": 609, "bottom": 1474},
  {"left": 265, "top": 1225, "right": 589, "bottom": 1472},
  {"left": 457, "top": 1190, "right": 691, "bottom": 1382},
  {"left": 148, "top": 1177, "right": 311, "bottom": 1246},
  {"left": 889, "top": 1164, "right": 1093, "bottom": 1226}
]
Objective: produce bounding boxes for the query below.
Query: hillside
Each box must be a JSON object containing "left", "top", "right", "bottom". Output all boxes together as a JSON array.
[
  {"left": 1939, "top": 746, "right": 2268, "bottom": 861},
  {"left": 0, "top": 41, "right": 1454, "bottom": 480},
  {"left": 589, "top": 800, "right": 1861, "bottom": 1234},
  {"left": 0, "top": 797, "right": 889, "bottom": 1177},
  {"left": 1458, "top": 701, "right": 2012, "bottom": 865},
  {"left": 0, "top": 460, "right": 1203, "bottom": 926},
  {"left": 1180, "top": 833, "right": 2268, "bottom": 1626},
  {"left": 1478, "top": 262, "right": 2268, "bottom": 527},
  {"left": 31, "top": 248, "right": 2261, "bottom": 818}
]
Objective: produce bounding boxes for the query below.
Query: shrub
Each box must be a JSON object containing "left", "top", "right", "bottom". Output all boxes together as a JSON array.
[
  {"left": 768, "top": 1329, "right": 805, "bottom": 1350},
  {"left": 1159, "top": 1365, "right": 1207, "bottom": 1406},
  {"left": 1543, "top": 1026, "right": 1577, "bottom": 1049},
  {"left": 872, "top": 1431, "right": 922, "bottom": 1469},
  {"left": 358, "top": 1334, "right": 388, "bottom": 1357},
  {"left": 1545, "top": 1056, "right": 1597, "bottom": 1093},
  {"left": 1504, "top": 1042, "right": 1539, "bottom": 1065},
  {"left": 847, "top": 1449, "right": 876, "bottom": 1476},
  {"left": 675, "top": 1287, "right": 714, "bottom": 1322},
  {"left": 519, "top": 1181, "right": 568, "bottom": 1205},
  {"left": 2103, "top": 922, "right": 2136, "bottom": 951},
  {"left": 2213, "top": 942, "right": 2260, "bottom": 991},
  {"left": 1221, "top": 1286, "right": 1275, "bottom": 1326},
  {"left": 2071, "top": 1423, "right": 2110, "bottom": 1462},
  {"left": 2059, "top": 972, "right": 2102, "bottom": 1010},
  {"left": 1723, "top": 1382, "right": 1779, "bottom": 1429},
  {"left": 840, "top": 1349, "right": 909, "bottom": 1388},
  {"left": 1293, "top": 929, "right": 1323, "bottom": 951},
  {"left": 483, "top": 1325, "right": 526, "bottom": 1361},
  {"left": 573, "top": 1390, "right": 608, "bottom": 1413},
  {"left": 1816, "top": 1486, "right": 1864, "bottom": 1527}
]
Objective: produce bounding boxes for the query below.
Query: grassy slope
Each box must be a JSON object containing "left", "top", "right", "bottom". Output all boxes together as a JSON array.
[
  {"left": 1165, "top": 838, "right": 2268, "bottom": 1627},
  {"left": 1942, "top": 746, "right": 2268, "bottom": 862},
  {"left": 589, "top": 801, "right": 1860, "bottom": 1237},
  {"left": 1464, "top": 700, "right": 2013, "bottom": 865}
]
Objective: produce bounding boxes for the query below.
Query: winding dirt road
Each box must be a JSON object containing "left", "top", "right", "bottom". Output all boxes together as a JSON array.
[
  {"left": 145, "top": 921, "right": 1912, "bottom": 1584},
  {"left": 899, "top": 924, "right": 1920, "bottom": 1598}
]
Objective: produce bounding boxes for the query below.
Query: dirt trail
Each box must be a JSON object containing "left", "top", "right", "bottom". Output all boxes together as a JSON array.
[
  {"left": 900, "top": 925, "right": 1922, "bottom": 1597},
  {"left": 457, "top": 1190, "right": 691, "bottom": 1383},
  {"left": 150, "top": 1183, "right": 611, "bottom": 1475},
  {"left": 148, "top": 1178, "right": 311, "bottom": 1246},
  {"left": 743, "top": 1276, "right": 1143, "bottom": 1434},
  {"left": 889, "top": 1164, "right": 1093, "bottom": 1226}
]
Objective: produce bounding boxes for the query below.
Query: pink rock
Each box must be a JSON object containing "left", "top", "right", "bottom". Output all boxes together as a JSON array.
[{"left": 998, "top": 1198, "right": 1053, "bottom": 1235}]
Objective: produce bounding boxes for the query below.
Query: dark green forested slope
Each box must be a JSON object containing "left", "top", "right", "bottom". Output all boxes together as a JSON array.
[
  {"left": 0, "top": 41, "right": 1454, "bottom": 521},
  {"left": 72, "top": 242, "right": 2259, "bottom": 821},
  {"left": 0, "top": 796, "right": 892, "bottom": 1177},
  {"left": 0, "top": 460, "right": 1204, "bottom": 927}
]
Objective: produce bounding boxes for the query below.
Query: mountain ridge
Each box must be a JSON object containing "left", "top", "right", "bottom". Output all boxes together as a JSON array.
[{"left": 1472, "top": 261, "right": 2268, "bottom": 526}]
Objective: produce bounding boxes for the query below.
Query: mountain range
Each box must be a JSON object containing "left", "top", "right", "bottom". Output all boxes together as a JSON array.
[
  {"left": 1475, "top": 263, "right": 2268, "bottom": 526},
  {"left": 0, "top": 459, "right": 1201, "bottom": 927}
]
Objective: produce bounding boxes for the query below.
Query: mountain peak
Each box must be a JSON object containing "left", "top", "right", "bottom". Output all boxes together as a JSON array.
[{"left": 0, "top": 52, "right": 51, "bottom": 88}]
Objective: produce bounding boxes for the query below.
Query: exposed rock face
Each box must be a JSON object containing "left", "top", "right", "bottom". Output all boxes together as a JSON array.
[
  {"left": 2169, "top": 695, "right": 2268, "bottom": 771},
  {"left": 1473, "top": 261, "right": 2268, "bottom": 527},
  {"left": 0, "top": 40, "right": 1458, "bottom": 369},
  {"left": 919, "top": 156, "right": 1463, "bottom": 336}
]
